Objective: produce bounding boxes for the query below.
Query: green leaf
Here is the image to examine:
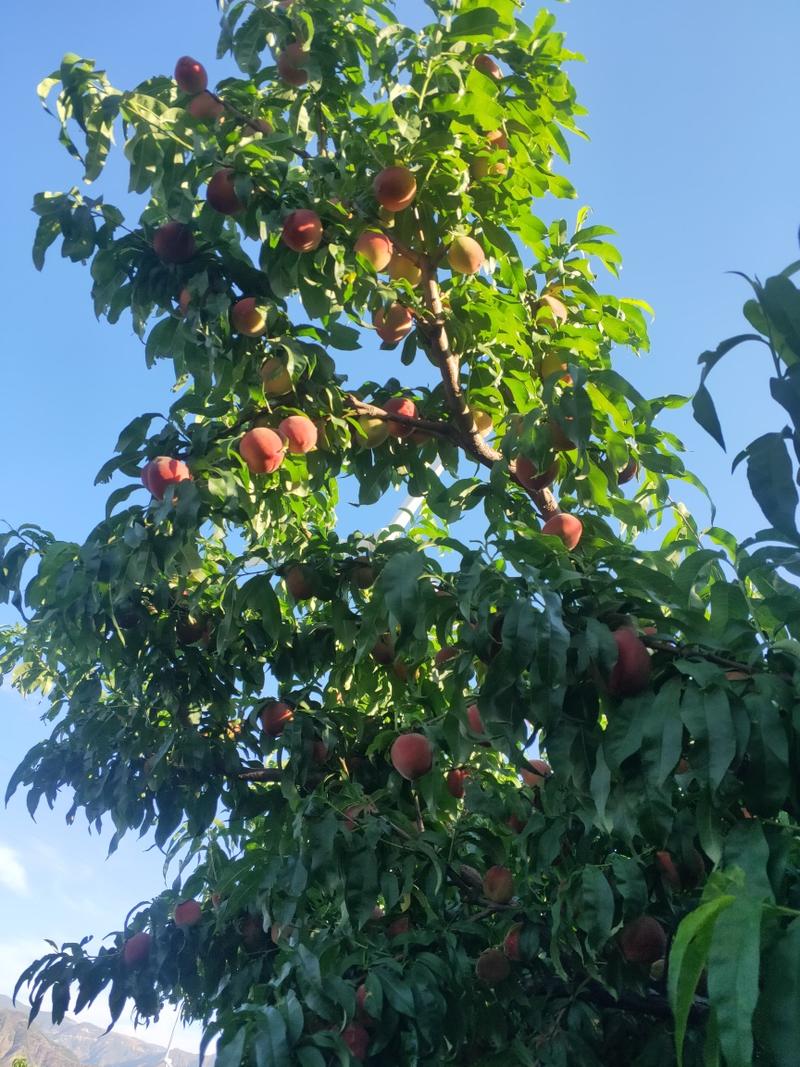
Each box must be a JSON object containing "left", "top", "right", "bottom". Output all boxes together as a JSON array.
[
  {"left": 589, "top": 746, "right": 610, "bottom": 825},
  {"left": 707, "top": 897, "right": 761, "bottom": 1067},
  {"left": 450, "top": 8, "right": 500, "bottom": 37},
  {"left": 32, "top": 213, "right": 63, "bottom": 271},
  {"left": 640, "top": 678, "right": 685, "bottom": 785},
  {"left": 379, "top": 969, "right": 416, "bottom": 1016},
  {"left": 743, "top": 432, "right": 799, "bottom": 538},
  {"left": 760, "top": 918, "right": 800, "bottom": 1067},
  {"left": 692, "top": 384, "right": 726, "bottom": 451},
  {"left": 575, "top": 867, "right": 614, "bottom": 948},
  {"left": 216, "top": 1028, "right": 247, "bottom": 1067},
  {"left": 704, "top": 688, "right": 737, "bottom": 791},
  {"left": 668, "top": 896, "right": 735, "bottom": 1067},
  {"left": 253, "top": 1007, "right": 290, "bottom": 1067},
  {"left": 722, "top": 823, "right": 773, "bottom": 902},
  {"left": 375, "top": 551, "right": 426, "bottom": 636},
  {"left": 704, "top": 1009, "right": 721, "bottom": 1067}
]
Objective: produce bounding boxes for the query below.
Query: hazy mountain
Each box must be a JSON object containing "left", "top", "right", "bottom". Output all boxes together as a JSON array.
[{"left": 0, "top": 995, "right": 209, "bottom": 1067}]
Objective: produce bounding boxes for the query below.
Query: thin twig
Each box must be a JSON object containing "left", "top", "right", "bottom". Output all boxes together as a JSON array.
[
  {"left": 347, "top": 395, "right": 455, "bottom": 438},
  {"left": 642, "top": 636, "right": 760, "bottom": 674}
]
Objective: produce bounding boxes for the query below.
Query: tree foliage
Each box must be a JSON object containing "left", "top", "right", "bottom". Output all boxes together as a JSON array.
[{"left": 3, "top": 1, "right": 800, "bottom": 1064}]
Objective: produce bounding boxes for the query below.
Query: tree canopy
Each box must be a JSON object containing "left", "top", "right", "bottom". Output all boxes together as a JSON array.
[{"left": 3, "top": 1, "right": 800, "bottom": 1064}]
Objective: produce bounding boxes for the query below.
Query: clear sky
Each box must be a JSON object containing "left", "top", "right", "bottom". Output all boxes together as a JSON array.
[{"left": 2, "top": 0, "right": 799, "bottom": 1054}]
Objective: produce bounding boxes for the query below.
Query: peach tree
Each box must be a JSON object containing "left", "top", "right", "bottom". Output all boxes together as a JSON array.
[{"left": 2, "top": 1, "right": 800, "bottom": 1064}]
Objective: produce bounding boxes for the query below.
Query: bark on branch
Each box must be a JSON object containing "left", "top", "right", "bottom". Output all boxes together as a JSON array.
[
  {"left": 420, "top": 265, "right": 561, "bottom": 520},
  {"left": 642, "top": 635, "right": 773, "bottom": 676},
  {"left": 347, "top": 395, "right": 456, "bottom": 439}
]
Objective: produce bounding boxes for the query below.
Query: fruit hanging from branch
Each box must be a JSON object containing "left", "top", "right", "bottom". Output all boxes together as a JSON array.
[
  {"left": 541, "top": 513, "right": 583, "bottom": 550},
  {"left": 447, "top": 235, "right": 485, "bottom": 276},
  {"left": 354, "top": 230, "right": 393, "bottom": 271},
  {"left": 259, "top": 699, "right": 294, "bottom": 737},
  {"left": 207, "top": 168, "right": 243, "bottom": 215},
  {"left": 390, "top": 734, "right": 433, "bottom": 780},
  {"left": 279, "top": 415, "right": 318, "bottom": 453},
  {"left": 373, "top": 166, "right": 417, "bottom": 212},
  {"left": 14, "top": 5, "right": 796, "bottom": 1064},
  {"left": 374, "top": 303, "right": 413, "bottom": 344},
  {"left": 141, "top": 457, "right": 192, "bottom": 500},
  {"left": 231, "top": 297, "right": 267, "bottom": 336},
  {"left": 608, "top": 628, "right": 652, "bottom": 697},
  {"left": 282, "top": 209, "right": 323, "bottom": 253},
  {"left": 239, "top": 427, "right": 285, "bottom": 474},
  {"left": 174, "top": 55, "right": 208, "bottom": 95},
  {"left": 152, "top": 221, "right": 196, "bottom": 263}
]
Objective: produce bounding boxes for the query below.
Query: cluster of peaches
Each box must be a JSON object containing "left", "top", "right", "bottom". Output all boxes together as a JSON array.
[{"left": 119, "top": 623, "right": 664, "bottom": 1015}]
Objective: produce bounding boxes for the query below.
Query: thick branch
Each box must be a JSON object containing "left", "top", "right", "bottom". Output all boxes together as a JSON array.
[{"left": 420, "top": 266, "right": 560, "bottom": 520}]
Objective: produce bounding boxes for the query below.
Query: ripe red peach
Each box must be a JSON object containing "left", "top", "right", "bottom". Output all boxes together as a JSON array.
[
  {"left": 466, "top": 703, "right": 486, "bottom": 736},
  {"left": 282, "top": 209, "right": 323, "bottom": 252},
  {"left": 152, "top": 222, "right": 196, "bottom": 264},
  {"left": 520, "top": 758, "right": 552, "bottom": 788},
  {"left": 608, "top": 628, "right": 652, "bottom": 697},
  {"left": 277, "top": 44, "right": 310, "bottom": 86},
  {"left": 383, "top": 397, "right": 417, "bottom": 437},
  {"left": 355, "top": 230, "right": 393, "bottom": 271},
  {"left": 618, "top": 456, "right": 639, "bottom": 485},
  {"left": 175, "top": 56, "right": 208, "bottom": 94},
  {"left": 446, "top": 768, "right": 469, "bottom": 799},
  {"left": 447, "top": 235, "right": 485, "bottom": 275},
  {"left": 207, "top": 168, "right": 243, "bottom": 215},
  {"left": 483, "top": 865, "right": 514, "bottom": 903},
  {"left": 259, "top": 699, "right": 294, "bottom": 736},
  {"left": 239, "top": 427, "right": 285, "bottom": 474},
  {"left": 541, "top": 513, "right": 583, "bottom": 550},
  {"left": 618, "top": 916, "right": 667, "bottom": 965},
  {"left": 278, "top": 414, "right": 318, "bottom": 453},
  {"left": 188, "top": 91, "right": 224, "bottom": 121},
  {"left": 473, "top": 54, "right": 502, "bottom": 79},
  {"left": 503, "top": 924, "right": 522, "bottom": 960},
  {"left": 141, "top": 457, "right": 192, "bottom": 500},
  {"left": 231, "top": 297, "right": 267, "bottom": 336},
  {"left": 373, "top": 303, "right": 413, "bottom": 345},
  {"left": 373, "top": 166, "right": 417, "bottom": 212},
  {"left": 284, "top": 563, "right": 316, "bottom": 600},
  {"left": 390, "top": 734, "right": 433, "bottom": 780},
  {"left": 174, "top": 900, "right": 202, "bottom": 928},
  {"left": 515, "top": 455, "right": 558, "bottom": 492},
  {"left": 342, "top": 1023, "right": 370, "bottom": 1061},
  {"left": 122, "top": 931, "right": 152, "bottom": 969}
]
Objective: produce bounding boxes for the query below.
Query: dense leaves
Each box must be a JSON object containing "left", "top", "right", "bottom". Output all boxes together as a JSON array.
[{"left": 4, "top": 1, "right": 800, "bottom": 1064}]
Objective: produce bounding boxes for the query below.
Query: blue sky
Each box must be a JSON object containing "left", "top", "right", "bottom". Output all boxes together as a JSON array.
[{"left": 2, "top": 0, "right": 800, "bottom": 1053}]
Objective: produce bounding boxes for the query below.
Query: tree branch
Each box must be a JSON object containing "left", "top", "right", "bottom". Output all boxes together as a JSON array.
[
  {"left": 550, "top": 975, "right": 709, "bottom": 1025},
  {"left": 217, "top": 764, "right": 283, "bottom": 783},
  {"left": 347, "top": 395, "right": 456, "bottom": 439},
  {"left": 641, "top": 636, "right": 761, "bottom": 675},
  {"left": 419, "top": 263, "right": 561, "bottom": 520},
  {"left": 212, "top": 93, "right": 312, "bottom": 160}
]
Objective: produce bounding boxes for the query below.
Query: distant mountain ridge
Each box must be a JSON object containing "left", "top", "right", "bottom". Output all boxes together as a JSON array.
[{"left": 0, "top": 994, "right": 208, "bottom": 1067}]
